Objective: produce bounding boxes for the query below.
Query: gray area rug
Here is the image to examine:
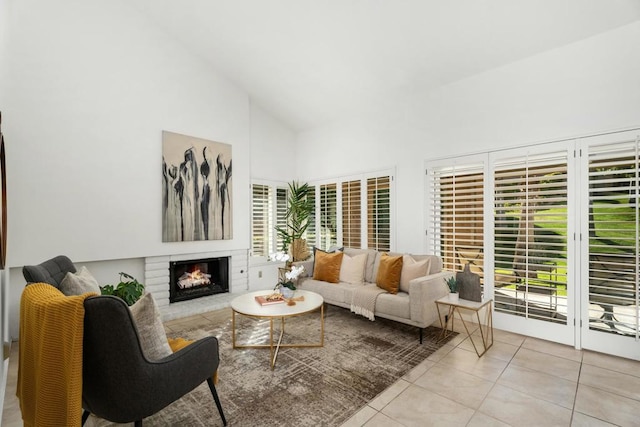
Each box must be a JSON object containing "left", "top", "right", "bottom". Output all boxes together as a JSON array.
[{"left": 91, "top": 304, "right": 453, "bottom": 426}]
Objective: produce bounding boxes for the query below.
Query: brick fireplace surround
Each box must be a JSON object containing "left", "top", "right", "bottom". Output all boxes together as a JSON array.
[{"left": 145, "top": 250, "right": 248, "bottom": 321}]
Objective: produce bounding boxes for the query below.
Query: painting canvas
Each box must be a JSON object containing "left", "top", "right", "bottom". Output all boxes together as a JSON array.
[{"left": 162, "top": 131, "right": 232, "bottom": 242}]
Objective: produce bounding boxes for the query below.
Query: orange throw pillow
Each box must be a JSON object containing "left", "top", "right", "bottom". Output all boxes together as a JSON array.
[
  {"left": 376, "top": 253, "right": 403, "bottom": 294},
  {"left": 313, "top": 250, "right": 344, "bottom": 283}
]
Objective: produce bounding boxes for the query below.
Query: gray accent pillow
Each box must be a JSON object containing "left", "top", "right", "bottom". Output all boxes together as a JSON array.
[
  {"left": 129, "top": 292, "right": 172, "bottom": 361},
  {"left": 59, "top": 266, "right": 100, "bottom": 296}
]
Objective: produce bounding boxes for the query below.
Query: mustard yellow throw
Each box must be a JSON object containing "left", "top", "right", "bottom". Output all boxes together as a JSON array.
[
  {"left": 17, "top": 283, "right": 97, "bottom": 427},
  {"left": 167, "top": 337, "right": 219, "bottom": 384}
]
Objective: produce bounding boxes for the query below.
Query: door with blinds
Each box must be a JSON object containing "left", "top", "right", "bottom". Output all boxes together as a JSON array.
[
  {"left": 491, "top": 144, "right": 575, "bottom": 344},
  {"left": 427, "top": 146, "right": 575, "bottom": 345},
  {"left": 580, "top": 131, "right": 640, "bottom": 360}
]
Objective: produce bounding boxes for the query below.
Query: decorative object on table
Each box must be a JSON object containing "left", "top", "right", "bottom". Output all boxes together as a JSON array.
[
  {"left": 457, "top": 263, "right": 482, "bottom": 302},
  {"left": 255, "top": 293, "right": 285, "bottom": 306},
  {"left": 274, "top": 181, "right": 314, "bottom": 261},
  {"left": 445, "top": 276, "right": 459, "bottom": 302},
  {"left": 274, "top": 264, "right": 306, "bottom": 300},
  {"left": 162, "top": 130, "right": 233, "bottom": 242},
  {"left": 100, "top": 272, "right": 145, "bottom": 306}
]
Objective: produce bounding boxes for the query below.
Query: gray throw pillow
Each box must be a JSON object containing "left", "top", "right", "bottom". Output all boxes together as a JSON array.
[
  {"left": 129, "top": 293, "right": 172, "bottom": 361},
  {"left": 59, "top": 266, "right": 101, "bottom": 296}
]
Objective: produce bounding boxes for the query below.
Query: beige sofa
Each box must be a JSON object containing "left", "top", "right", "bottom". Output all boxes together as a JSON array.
[{"left": 295, "top": 248, "right": 453, "bottom": 342}]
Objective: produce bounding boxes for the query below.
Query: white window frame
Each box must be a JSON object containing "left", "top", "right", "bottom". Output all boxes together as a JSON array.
[
  {"left": 310, "top": 168, "right": 395, "bottom": 251},
  {"left": 250, "top": 179, "right": 288, "bottom": 260}
]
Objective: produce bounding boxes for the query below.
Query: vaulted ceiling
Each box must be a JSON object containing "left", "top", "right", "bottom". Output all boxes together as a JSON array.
[{"left": 128, "top": 0, "right": 640, "bottom": 131}]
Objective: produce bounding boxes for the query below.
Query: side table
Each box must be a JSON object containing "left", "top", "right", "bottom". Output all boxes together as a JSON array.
[{"left": 435, "top": 296, "right": 493, "bottom": 357}]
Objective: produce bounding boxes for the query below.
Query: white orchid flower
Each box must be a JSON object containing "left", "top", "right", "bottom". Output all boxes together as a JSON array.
[{"left": 285, "top": 265, "right": 305, "bottom": 281}]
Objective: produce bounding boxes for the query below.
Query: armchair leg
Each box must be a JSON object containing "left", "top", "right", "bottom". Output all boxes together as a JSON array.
[
  {"left": 81, "top": 410, "right": 90, "bottom": 426},
  {"left": 207, "top": 377, "right": 228, "bottom": 426},
  {"left": 419, "top": 328, "right": 423, "bottom": 344}
]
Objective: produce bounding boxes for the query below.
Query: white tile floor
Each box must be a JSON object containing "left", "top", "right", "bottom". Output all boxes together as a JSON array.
[
  {"left": 3, "top": 308, "right": 640, "bottom": 426},
  {"left": 342, "top": 324, "right": 640, "bottom": 427}
]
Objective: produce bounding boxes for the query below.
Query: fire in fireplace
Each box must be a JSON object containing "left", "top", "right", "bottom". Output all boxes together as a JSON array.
[{"left": 169, "top": 256, "right": 229, "bottom": 303}]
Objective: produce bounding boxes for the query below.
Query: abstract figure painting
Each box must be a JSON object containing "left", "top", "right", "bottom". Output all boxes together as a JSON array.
[{"left": 162, "top": 131, "right": 232, "bottom": 242}]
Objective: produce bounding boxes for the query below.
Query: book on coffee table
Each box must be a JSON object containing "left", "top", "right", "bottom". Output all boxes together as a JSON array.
[{"left": 255, "top": 295, "right": 285, "bottom": 306}]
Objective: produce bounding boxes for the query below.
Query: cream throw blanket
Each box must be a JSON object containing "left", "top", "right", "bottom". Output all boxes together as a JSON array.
[{"left": 350, "top": 284, "right": 387, "bottom": 321}]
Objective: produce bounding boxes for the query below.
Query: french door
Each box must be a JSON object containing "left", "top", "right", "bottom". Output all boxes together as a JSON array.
[
  {"left": 579, "top": 131, "right": 640, "bottom": 360},
  {"left": 489, "top": 143, "right": 575, "bottom": 344},
  {"left": 427, "top": 130, "right": 640, "bottom": 359}
]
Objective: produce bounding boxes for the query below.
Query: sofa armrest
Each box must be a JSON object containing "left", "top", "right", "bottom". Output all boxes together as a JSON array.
[
  {"left": 291, "top": 260, "right": 314, "bottom": 278},
  {"left": 408, "top": 271, "right": 453, "bottom": 327}
]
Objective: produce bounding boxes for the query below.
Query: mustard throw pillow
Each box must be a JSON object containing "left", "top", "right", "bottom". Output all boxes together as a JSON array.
[
  {"left": 376, "top": 253, "right": 403, "bottom": 294},
  {"left": 313, "top": 250, "right": 344, "bottom": 283}
]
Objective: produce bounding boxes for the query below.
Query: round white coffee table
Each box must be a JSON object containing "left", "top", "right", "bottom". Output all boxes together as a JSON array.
[{"left": 230, "top": 290, "right": 324, "bottom": 369}]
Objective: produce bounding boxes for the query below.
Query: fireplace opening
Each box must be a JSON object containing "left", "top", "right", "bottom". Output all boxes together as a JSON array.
[{"left": 169, "top": 256, "right": 229, "bottom": 303}]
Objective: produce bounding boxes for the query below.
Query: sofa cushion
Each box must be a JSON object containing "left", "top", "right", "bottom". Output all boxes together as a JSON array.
[
  {"left": 339, "top": 253, "right": 367, "bottom": 284},
  {"left": 376, "top": 253, "right": 403, "bottom": 294},
  {"left": 400, "top": 255, "right": 431, "bottom": 293},
  {"left": 376, "top": 292, "right": 411, "bottom": 319},
  {"left": 313, "top": 250, "right": 343, "bottom": 283},
  {"left": 59, "top": 266, "right": 101, "bottom": 296},
  {"left": 130, "top": 293, "right": 172, "bottom": 361},
  {"left": 343, "top": 248, "right": 379, "bottom": 283},
  {"left": 298, "top": 278, "right": 351, "bottom": 304},
  {"left": 311, "top": 247, "right": 342, "bottom": 276}
]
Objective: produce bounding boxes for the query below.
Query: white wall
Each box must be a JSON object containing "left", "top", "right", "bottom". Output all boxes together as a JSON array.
[
  {"left": 1, "top": 0, "right": 297, "bottom": 338},
  {"left": 297, "top": 21, "right": 640, "bottom": 254},
  {"left": 250, "top": 102, "right": 297, "bottom": 182}
]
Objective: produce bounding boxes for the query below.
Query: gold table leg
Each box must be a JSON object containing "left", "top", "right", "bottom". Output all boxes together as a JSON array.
[{"left": 232, "top": 305, "right": 325, "bottom": 370}]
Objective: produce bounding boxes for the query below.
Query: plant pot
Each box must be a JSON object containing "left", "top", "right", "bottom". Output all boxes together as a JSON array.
[
  {"left": 280, "top": 286, "right": 295, "bottom": 299},
  {"left": 448, "top": 292, "right": 459, "bottom": 303}
]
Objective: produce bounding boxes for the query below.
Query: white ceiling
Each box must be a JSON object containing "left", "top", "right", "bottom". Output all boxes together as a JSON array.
[{"left": 128, "top": 0, "right": 640, "bottom": 132}]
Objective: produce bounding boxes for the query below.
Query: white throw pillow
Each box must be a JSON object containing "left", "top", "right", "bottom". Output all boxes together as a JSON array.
[
  {"left": 59, "top": 266, "right": 101, "bottom": 296},
  {"left": 399, "top": 255, "right": 431, "bottom": 293},
  {"left": 129, "top": 293, "right": 172, "bottom": 361},
  {"left": 339, "top": 253, "right": 367, "bottom": 284}
]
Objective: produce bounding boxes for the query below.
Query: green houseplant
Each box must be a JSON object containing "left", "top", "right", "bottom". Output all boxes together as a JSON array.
[
  {"left": 100, "top": 272, "right": 145, "bottom": 306},
  {"left": 275, "top": 181, "right": 314, "bottom": 262},
  {"left": 445, "top": 276, "right": 459, "bottom": 302}
]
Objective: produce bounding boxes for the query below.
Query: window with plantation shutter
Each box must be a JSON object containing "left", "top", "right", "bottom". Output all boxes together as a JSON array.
[
  {"left": 367, "top": 176, "right": 391, "bottom": 251},
  {"left": 251, "top": 184, "right": 272, "bottom": 257},
  {"left": 319, "top": 183, "right": 338, "bottom": 250},
  {"left": 305, "top": 185, "right": 317, "bottom": 248},
  {"left": 426, "top": 163, "right": 485, "bottom": 279},
  {"left": 275, "top": 187, "right": 288, "bottom": 252},
  {"left": 493, "top": 151, "right": 568, "bottom": 324},
  {"left": 586, "top": 140, "right": 639, "bottom": 336},
  {"left": 342, "top": 180, "right": 362, "bottom": 248},
  {"left": 251, "top": 181, "right": 288, "bottom": 257}
]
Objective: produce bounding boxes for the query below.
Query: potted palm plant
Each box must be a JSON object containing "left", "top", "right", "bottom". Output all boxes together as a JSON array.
[{"left": 275, "top": 181, "right": 314, "bottom": 262}]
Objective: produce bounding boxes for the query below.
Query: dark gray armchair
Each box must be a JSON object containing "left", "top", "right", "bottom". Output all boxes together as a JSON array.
[
  {"left": 81, "top": 295, "right": 227, "bottom": 426},
  {"left": 22, "top": 254, "right": 76, "bottom": 288},
  {"left": 22, "top": 256, "right": 227, "bottom": 426}
]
